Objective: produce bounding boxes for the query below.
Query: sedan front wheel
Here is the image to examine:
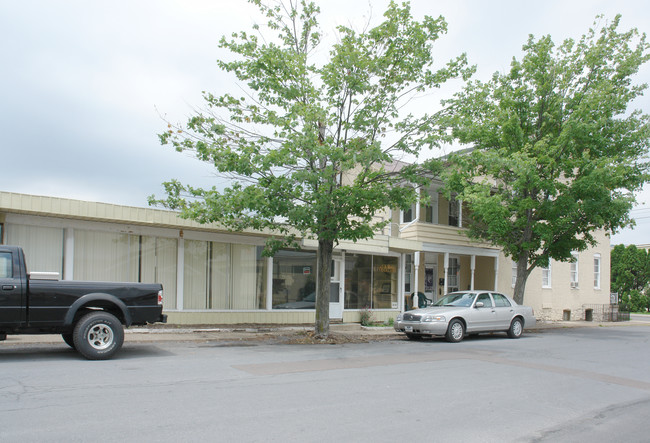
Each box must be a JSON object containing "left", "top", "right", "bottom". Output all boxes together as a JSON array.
[{"left": 446, "top": 319, "right": 465, "bottom": 343}]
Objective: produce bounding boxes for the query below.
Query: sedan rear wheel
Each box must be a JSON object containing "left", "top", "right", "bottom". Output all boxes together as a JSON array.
[
  {"left": 446, "top": 319, "right": 465, "bottom": 343},
  {"left": 507, "top": 317, "right": 524, "bottom": 339}
]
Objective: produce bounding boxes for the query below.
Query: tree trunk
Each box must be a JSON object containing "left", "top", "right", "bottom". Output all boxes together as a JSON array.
[
  {"left": 513, "top": 252, "right": 530, "bottom": 305},
  {"left": 315, "top": 239, "right": 333, "bottom": 337}
]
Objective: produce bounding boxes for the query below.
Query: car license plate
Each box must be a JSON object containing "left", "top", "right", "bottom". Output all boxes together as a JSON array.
[{"left": 405, "top": 326, "right": 413, "bottom": 332}]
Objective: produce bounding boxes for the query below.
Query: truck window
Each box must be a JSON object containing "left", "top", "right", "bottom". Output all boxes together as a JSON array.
[{"left": 0, "top": 252, "right": 12, "bottom": 278}]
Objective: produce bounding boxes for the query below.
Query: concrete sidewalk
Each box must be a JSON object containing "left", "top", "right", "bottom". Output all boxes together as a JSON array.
[{"left": 3, "top": 319, "right": 649, "bottom": 346}]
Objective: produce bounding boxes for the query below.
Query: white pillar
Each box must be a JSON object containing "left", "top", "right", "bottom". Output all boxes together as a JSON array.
[
  {"left": 397, "top": 253, "right": 406, "bottom": 312},
  {"left": 443, "top": 252, "right": 449, "bottom": 295},
  {"left": 494, "top": 255, "right": 500, "bottom": 291},
  {"left": 413, "top": 252, "right": 420, "bottom": 309},
  {"left": 266, "top": 256, "right": 273, "bottom": 310},
  {"left": 458, "top": 200, "right": 463, "bottom": 228},
  {"left": 63, "top": 228, "right": 74, "bottom": 280},
  {"left": 176, "top": 237, "right": 185, "bottom": 311},
  {"left": 470, "top": 255, "right": 476, "bottom": 290}
]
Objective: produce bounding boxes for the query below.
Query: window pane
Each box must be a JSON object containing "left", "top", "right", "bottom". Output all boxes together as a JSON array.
[
  {"left": 6, "top": 224, "right": 63, "bottom": 275},
  {"left": 404, "top": 254, "right": 412, "bottom": 293},
  {"left": 74, "top": 230, "right": 138, "bottom": 282},
  {"left": 232, "top": 244, "right": 261, "bottom": 309},
  {"left": 493, "top": 293, "right": 511, "bottom": 307},
  {"left": 141, "top": 236, "right": 178, "bottom": 310},
  {"left": 183, "top": 239, "right": 208, "bottom": 309},
  {"left": 272, "top": 250, "right": 317, "bottom": 309},
  {"left": 372, "top": 256, "right": 398, "bottom": 309},
  {"left": 0, "top": 252, "right": 12, "bottom": 278},
  {"left": 594, "top": 256, "right": 601, "bottom": 289},
  {"left": 345, "top": 254, "right": 371, "bottom": 309}
]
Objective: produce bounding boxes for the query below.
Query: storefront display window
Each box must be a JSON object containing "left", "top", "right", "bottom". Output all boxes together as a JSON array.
[
  {"left": 345, "top": 254, "right": 397, "bottom": 309},
  {"left": 272, "top": 250, "right": 317, "bottom": 309}
]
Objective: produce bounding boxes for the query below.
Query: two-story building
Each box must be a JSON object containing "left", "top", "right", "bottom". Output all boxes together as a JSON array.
[{"left": 0, "top": 190, "right": 611, "bottom": 325}]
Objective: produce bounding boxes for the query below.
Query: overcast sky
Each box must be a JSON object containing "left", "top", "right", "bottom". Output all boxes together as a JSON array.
[{"left": 1, "top": 0, "right": 649, "bottom": 244}]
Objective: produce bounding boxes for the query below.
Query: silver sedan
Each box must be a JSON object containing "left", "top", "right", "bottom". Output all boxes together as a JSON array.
[{"left": 394, "top": 290, "right": 536, "bottom": 342}]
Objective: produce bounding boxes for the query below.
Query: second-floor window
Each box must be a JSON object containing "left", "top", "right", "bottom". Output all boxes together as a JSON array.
[
  {"left": 448, "top": 196, "right": 459, "bottom": 226},
  {"left": 570, "top": 252, "right": 579, "bottom": 288},
  {"left": 402, "top": 204, "right": 416, "bottom": 223},
  {"left": 541, "top": 262, "right": 552, "bottom": 288},
  {"left": 594, "top": 254, "right": 601, "bottom": 289}
]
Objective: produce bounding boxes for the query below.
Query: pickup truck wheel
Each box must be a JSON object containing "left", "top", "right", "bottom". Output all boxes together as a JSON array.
[
  {"left": 73, "top": 312, "right": 124, "bottom": 360},
  {"left": 61, "top": 333, "right": 76, "bottom": 349}
]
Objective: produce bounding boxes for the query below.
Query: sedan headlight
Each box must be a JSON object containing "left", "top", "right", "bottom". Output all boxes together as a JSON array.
[
  {"left": 421, "top": 314, "right": 446, "bottom": 322},
  {"left": 396, "top": 313, "right": 403, "bottom": 322}
]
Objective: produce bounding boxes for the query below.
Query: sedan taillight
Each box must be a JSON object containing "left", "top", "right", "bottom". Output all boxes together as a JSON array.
[{"left": 157, "top": 289, "right": 163, "bottom": 305}]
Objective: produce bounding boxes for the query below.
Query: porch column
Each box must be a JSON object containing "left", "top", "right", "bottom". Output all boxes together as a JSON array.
[
  {"left": 266, "top": 256, "right": 273, "bottom": 310},
  {"left": 458, "top": 200, "right": 463, "bottom": 228},
  {"left": 443, "top": 252, "right": 449, "bottom": 296},
  {"left": 400, "top": 253, "right": 406, "bottom": 312},
  {"left": 470, "top": 255, "right": 476, "bottom": 290},
  {"left": 413, "top": 252, "right": 421, "bottom": 309},
  {"left": 494, "top": 255, "right": 500, "bottom": 291},
  {"left": 176, "top": 237, "right": 185, "bottom": 311}
]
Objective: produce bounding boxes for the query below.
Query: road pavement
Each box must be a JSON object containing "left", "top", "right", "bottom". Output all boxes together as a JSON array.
[{"left": 1, "top": 321, "right": 650, "bottom": 442}]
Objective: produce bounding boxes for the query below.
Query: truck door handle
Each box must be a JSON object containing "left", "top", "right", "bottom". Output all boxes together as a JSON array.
[{"left": 2, "top": 285, "right": 16, "bottom": 290}]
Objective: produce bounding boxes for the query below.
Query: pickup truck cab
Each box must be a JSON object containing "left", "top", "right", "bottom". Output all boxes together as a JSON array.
[{"left": 0, "top": 245, "right": 166, "bottom": 359}]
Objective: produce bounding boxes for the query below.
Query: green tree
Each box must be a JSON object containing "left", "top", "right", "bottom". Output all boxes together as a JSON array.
[
  {"left": 439, "top": 16, "right": 650, "bottom": 304},
  {"left": 611, "top": 244, "right": 650, "bottom": 311},
  {"left": 150, "top": 0, "right": 470, "bottom": 336}
]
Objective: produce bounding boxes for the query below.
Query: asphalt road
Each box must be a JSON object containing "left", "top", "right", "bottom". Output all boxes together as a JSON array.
[{"left": 2, "top": 325, "right": 650, "bottom": 442}]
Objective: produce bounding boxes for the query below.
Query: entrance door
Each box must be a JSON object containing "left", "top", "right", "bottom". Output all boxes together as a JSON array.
[
  {"left": 329, "top": 258, "right": 343, "bottom": 319},
  {"left": 424, "top": 264, "right": 437, "bottom": 303}
]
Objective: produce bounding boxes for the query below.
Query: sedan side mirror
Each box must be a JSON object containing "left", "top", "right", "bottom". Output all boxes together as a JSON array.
[{"left": 475, "top": 302, "right": 484, "bottom": 308}]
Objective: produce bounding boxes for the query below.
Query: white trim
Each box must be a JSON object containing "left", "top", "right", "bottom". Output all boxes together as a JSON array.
[
  {"left": 176, "top": 238, "right": 185, "bottom": 310},
  {"left": 5, "top": 213, "right": 267, "bottom": 246},
  {"left": 570, "top": 252, "right": 579, "bottom": 288},
  {"left": 541, "top": 262, "right": 552, "bottom": 288},
  {"left": 494, "top": 255, "right": 499, "bottom": 291},
  {"left": 422, "top": 242, "right": 500, "bottom": 258},
  {"left": 470, "top": 255, "right": 476, "bottom": 290},
  {"left": 594, "top": 253, "right": 601, "bottom": 290},
  {"left": 63, "top": 228, "right": 74, "bottom": 280},
  {"left": 266, "top": 256, "right": 273, "bottom": 310}
]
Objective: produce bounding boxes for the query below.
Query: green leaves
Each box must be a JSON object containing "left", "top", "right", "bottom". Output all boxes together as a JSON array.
[
  {"left": 442, "top": 16, "right": 650, "bottom": 302},
  {"left": 153, "top": 0, "right": 466, "bottom": 255}
]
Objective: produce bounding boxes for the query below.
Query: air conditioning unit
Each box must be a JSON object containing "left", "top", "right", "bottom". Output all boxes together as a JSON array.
[{"left": 570, "top": 281, "right": 578, "bottom": 289}]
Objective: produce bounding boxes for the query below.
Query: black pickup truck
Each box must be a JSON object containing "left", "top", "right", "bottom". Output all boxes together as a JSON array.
[{"left": 0, "top": 245, "right": 166, "bottom": 359}]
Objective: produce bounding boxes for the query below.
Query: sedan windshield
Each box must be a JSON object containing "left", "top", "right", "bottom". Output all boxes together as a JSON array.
[{"left": 433, "top": 292, "right": 477, "bottom": 307}]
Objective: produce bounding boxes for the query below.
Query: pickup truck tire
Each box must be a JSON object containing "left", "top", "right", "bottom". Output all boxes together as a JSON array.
[
  {"left": 61, "top": 333, "right": 76, "bottom": 349},
  {"left": 73, "top": 312, "right": 124, "bottom": 360}
]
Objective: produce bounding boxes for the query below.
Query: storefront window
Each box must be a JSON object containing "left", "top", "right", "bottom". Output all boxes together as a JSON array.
[
  {"left": 184, "top": 240, "right": 265, "bottom": 310},
  {"left": 272, "top": 250, "right": 317, "bottom": 309},
  {"left": 74, "top": 230, "right": 138, "bottom": 282},
  {"left": 345, "top": 254, "right": 372, "bottom": 309},
  {"left": 7, "top": 224, "right": 64, "bottom": 275},
  {"left": 345, "top": 254, "right": 398, "bottom": 309},
  {"left": 372, "top": 256, "right": 398, "bottom": 309}
]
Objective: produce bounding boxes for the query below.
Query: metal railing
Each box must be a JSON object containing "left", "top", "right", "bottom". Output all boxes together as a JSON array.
[{"left": 583, "top": 304, "right": 630, "bottom": 322}]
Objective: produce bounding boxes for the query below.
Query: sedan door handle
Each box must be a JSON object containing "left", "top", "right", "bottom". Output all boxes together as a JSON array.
[{"left": 2, "top": 285, "right": 16, "bottom": 290}]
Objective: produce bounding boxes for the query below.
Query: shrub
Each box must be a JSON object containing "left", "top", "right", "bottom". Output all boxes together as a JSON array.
[{"left": 359, "top": 307, "right": 373, "bottom": 326}]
